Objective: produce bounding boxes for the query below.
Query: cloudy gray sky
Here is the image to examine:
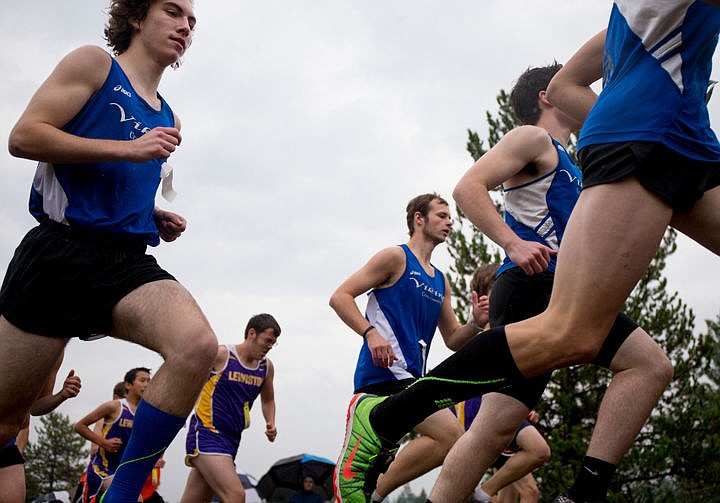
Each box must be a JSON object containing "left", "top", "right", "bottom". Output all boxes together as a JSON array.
[{"left": 2, "top": 2, "right": 718, "bottom": 501}]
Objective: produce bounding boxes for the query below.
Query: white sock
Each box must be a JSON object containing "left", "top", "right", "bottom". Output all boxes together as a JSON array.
[
  {"left": 371, "top": 490, "right": 384, "bottom": 502},
  {"left": 473, "top": 486, "right": 492, "bottom": 503}
]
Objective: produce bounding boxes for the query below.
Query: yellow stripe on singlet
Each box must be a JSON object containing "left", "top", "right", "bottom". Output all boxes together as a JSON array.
[{"left": 196, "top": 373, "right": 223, "bottom": 433}]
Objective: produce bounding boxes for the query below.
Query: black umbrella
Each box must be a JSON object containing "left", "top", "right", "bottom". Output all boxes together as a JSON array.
[{"left": 257, "top": 453, "right": 335, "bottom": 502}]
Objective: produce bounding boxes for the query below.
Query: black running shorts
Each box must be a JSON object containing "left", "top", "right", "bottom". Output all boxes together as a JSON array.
[
  {"left": 579, "top": 141, "right": 720, "bottom": 214},
  {"left": 489, "top": 268, "right": 555, "bottom": 328},
  {"left": 0, "top": 220, "right": 175, "bottom": 339},
  {"left": 0, "top": 444, "right": 24, "bottom": 468}
]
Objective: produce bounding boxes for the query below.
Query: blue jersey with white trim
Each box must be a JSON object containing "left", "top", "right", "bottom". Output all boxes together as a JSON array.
[
  {"left": 353, "top": 244, "right": 445, "bottom": 391},
  {"left": 498, "top": 137, "right": 582, "bottom": 276},
  {"left": 578, "top": 1, "right": 720, "bottom": 161},
  {"left": 28, "top": 54, "right": 175, "bottom": 246}
]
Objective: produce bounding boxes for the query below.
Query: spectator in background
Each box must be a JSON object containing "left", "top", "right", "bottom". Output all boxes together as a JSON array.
[{"left": 290, "top": 476, "right": 323, "bottom": 503}]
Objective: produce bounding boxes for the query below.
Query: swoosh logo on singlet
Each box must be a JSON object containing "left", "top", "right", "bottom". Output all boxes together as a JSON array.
[{"left": 342, "top": 436, "right": 363, "bottom": 479}]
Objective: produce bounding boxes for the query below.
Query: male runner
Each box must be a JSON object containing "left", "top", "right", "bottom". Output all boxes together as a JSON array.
[
  {"left": 74, "top": 380, "right": 166, "bottom": 503},
  {"left": 75, "top": 367, "right": 151, "bottom": 502},
  {"left": 0, "top": 2, "right": 218, "bottom": 501},
  {"left": 436, "top": 63, "right": 674, "bottom": 503},
  {"left": 337, "top": 47, "right": 689, "bottom": 501},
  {"left": 331, "top": 194, "right": 485, "bottom": 502},
  {"left": 180, "top": 314, "right": 280, "bottom": 503}
]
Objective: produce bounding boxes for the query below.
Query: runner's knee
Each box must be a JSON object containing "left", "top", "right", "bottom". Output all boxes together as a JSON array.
[
  {"left": 638, "top": 335, "right": 674, "bottom": 384},
  {"left": 167, "top": 325, "right": 217, "bottom": 371},
  {"left": 527, "top": 441, "right": 551, "bottom": 466},
  {"left": 649, "top": 352, "right": 673, "bottom": 387},
  {"left": 612, "top": 330, "right": 674, "bottom": 386}
]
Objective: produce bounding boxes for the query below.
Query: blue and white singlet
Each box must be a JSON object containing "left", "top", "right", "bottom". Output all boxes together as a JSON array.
[
  {"left": 353, "top": 244, "right": 445, "bottom": 391},
  {"left": 578, "top": 1, "right": 720, "bottom": 161},
  {"left": 498, "top": 137, "right": 582, "bottom": 276},
  {"left": 29, "top": 53, "right": 176, "bottom": 245}
]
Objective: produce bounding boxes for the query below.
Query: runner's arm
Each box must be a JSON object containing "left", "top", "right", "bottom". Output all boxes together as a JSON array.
[
  {"left": 454, "top": 127, "right": 558, "bottom": 275},
  {"left": 261, "top": 359, "right": 277, "bottom": 442},
  {"left": 329, "top": 247, "right": 405, "bottom": 367},
  {"left": 438, "top": 277, "right": 485, "bottom": 350},
  {"left": 546, "top": 30, "right": 606, "bottom": 125},
  {"left": 9, "top": 45, "right": 181, "bottom": 164},
  {"left": 30, "top": 351, "right": 81, "bottom": 416},
  {"left": 74, "top": 400, "right": 122, "bottom": 451}
]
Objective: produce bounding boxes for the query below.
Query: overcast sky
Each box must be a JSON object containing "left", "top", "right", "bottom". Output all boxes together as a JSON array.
[{"left": 2, "top": 2, "right": 719, "bottom": 501}]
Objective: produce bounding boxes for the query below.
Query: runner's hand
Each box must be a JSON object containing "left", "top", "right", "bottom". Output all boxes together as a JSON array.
[
  {"left": 103, "top": 437, "right": 123, "bottom": 453},
  {"left": 506, "top": 239, "right": 557, "bottom": 275},
  {"left": 127, "top": 126, "right": 181, "bottom": 162},
  {"left": 265, "top": 423, "right": 277, "bottom": 442},
  {"left": 154, "top": 208, "right": 187, "bottom": 242},
  {"left": 471, "top": 291, "right": 490, "bottom": 330},
  {"left": 366, "top": 330, "right": 397, "bottom": 368},
  {"left": 60, "top": 369, "right": 81, "bottom": 399}
]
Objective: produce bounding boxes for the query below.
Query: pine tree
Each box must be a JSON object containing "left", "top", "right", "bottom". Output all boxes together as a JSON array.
[
  {"left": 393, "top": 483, "right": 428, "bottom": 503},
  {"left": 447, "top": 89, "right": 720, "bottom": 501},
  {"left": 23, "top": 411, "right": 88, "bottom": 500}
]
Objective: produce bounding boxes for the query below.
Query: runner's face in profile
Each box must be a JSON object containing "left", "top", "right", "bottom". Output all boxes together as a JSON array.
[
  {"left": 128, "top": 371, "right": 151, "bottom": 397},
  {"left": 420, "top": 200, "right": 452, "bottom": 244}
]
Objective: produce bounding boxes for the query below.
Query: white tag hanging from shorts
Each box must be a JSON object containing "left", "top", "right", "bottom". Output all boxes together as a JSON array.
[{"left": 160, "top": 162, "right": 178, "bottom": 202}]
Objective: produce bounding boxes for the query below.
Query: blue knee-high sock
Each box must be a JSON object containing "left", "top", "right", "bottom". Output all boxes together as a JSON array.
[{"left": 100, "top": 400, "right": 185, "bottom": 502}]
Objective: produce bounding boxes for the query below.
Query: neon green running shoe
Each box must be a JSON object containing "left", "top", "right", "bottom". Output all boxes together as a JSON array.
[{"left": 334, "top": 393, "right": 398, "bottom": 502}]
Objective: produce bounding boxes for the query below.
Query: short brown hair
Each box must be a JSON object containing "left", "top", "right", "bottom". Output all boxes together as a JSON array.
[
  {"left": 509, "top": 63, "right": 563, "bottom": 125},
  {"left": 245, "top": 313, "right": 281, "bottom": 339},
  {"left": 470, "top": 263, "right": 500, "bottom": 297},
  {"left": 405, "top": 193, "right": 448, "bottom": 236}
]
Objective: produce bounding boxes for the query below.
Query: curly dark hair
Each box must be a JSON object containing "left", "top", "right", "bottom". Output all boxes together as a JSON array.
[
  {"left": 509, "top": 63, "right": 563, "bottom": 125},
  {"left": 104, "top": 0, "right": 154, "bottom": 56}
]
